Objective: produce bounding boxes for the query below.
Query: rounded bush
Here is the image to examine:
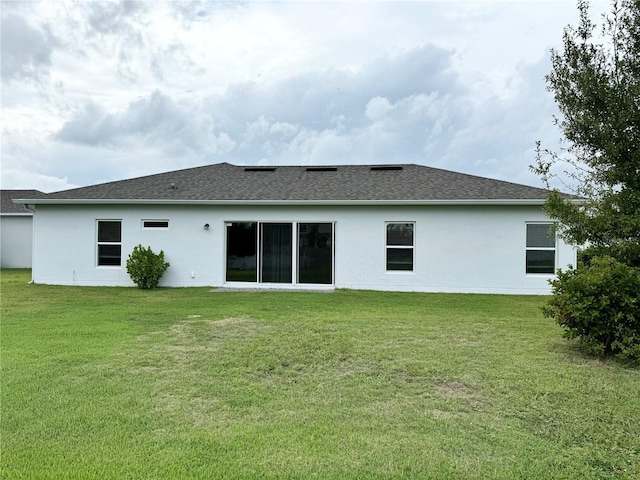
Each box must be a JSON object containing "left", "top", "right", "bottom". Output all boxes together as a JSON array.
[
  {"left": 544, "top": 256, "right": 640, "bottom": 360},
  {"left": 126, "top": 245, "right": 170, "bottom": 289}
]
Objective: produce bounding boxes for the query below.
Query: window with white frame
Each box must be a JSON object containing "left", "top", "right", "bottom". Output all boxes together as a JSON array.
[
  {"left": 386, "top": 222, "right": 414, "bottom": 271},
  {"left": 526, "top": 223, "right": 555, "bottom": 274},
  {"left": 97, "top": 220, "right": 122, "bottom": 266}
]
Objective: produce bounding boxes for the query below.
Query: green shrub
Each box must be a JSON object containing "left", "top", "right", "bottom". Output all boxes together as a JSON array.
[
  {"left": 126, "top": 245, "right": 170, "bottom": 289},
  {"left": 544, "top": 256, "right": 640, "bottom": 360}
]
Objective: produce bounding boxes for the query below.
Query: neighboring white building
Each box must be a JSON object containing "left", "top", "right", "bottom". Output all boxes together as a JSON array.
[
  {"left": 14, "top": 163, "right": 577, "bottom": 294},
  {"left": 1, "top": 190, "right": 44, "bottom": 268}
]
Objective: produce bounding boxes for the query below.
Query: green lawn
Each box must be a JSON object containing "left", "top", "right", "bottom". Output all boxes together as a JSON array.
[{"left": 1, "top": 269, "right": 638, "bottom": 479}]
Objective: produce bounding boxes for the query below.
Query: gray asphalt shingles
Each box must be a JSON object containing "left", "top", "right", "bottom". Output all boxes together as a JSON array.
[
  {"left": 1, "top": 190, "right": 45, "bottom": 213},
  {"left": 22, "top": 163, "right": 555, "bottom": 202}
]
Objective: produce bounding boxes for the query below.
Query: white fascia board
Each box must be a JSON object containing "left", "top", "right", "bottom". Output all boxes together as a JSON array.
[
  {"left": 0, "top": 212, "right": 33, "bottom": 216},
  {"left": 13, "top": 198, "right": 554, "bottom": 206}
]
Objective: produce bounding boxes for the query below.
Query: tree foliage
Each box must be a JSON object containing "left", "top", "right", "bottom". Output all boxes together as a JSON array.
[
  {"left": 532, "top": 0, "right": 640, "bottom": 267},
  {"left": 533, "top": 0, "right": 640, "bottom": 359},
  {"left": 126, "top": 245, "right": 170, "bottom": 289}
]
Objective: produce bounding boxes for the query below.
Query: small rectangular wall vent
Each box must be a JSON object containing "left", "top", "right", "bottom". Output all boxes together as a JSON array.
[
  {"left": 143, "top": 220, "right": 169, "bottom": 228},
  {"left": 305, "top": 167, "right": 338, "bottom": 172},
  {"left": 244, "top": 167, "right": 276, "bottom": 172},
  {"left": 370, "top": 166, "right": 403, "bottom": 171}
]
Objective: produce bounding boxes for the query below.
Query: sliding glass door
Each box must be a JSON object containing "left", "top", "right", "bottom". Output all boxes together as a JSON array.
[
  {"left": 298, "top": 223, "right": 333, "bottom": 284},
  {"left": 260, "top": 223, "right": 292, "bottom": 283},
  {"left": 226, "top": 221, "right": 333, "bottom": 285},
  {"left": 226, "top": 222, "right": 257, "bottom": 282}
]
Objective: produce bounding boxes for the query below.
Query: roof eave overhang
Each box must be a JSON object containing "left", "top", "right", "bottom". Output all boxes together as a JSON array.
[{"left": 13, "top": 198, "right": 564, "bottom": 206}]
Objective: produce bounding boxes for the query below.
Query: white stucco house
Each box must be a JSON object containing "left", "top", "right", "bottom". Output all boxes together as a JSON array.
[
  {"left": 14, "top": 163, "right": 576, "bottom": 294},
  {"left": 1, "top": 190, "right": 44, "bottom": 268}
]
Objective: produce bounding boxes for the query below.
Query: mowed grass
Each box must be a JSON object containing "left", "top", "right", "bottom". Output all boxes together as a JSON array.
[{"left": 1, "top": 270, "right": 639, "bottom": 479}]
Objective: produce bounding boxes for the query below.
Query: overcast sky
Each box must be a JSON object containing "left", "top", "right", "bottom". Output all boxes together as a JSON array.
[{"left": 1, "top": 0, "right": 609, "bottom": 193}]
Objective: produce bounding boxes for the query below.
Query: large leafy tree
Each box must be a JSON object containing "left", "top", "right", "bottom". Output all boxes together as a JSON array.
[
  {"left": 534, "top": 0, "right": 640, "bottom": 360},
  {"left": 532, "top": 0, "right": 640, "bottom": 267}
]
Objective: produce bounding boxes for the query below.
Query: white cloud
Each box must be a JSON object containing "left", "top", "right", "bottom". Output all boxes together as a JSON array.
[
  {"left": 0, "top": 168, "right": 75, "bottom": 193},
  {"left": 1, "top": 0, "right": 609, "bottom": 191},
  {"left": 54, "top": 90, "right": 237, "bottom": 158},
  {"left": 365, "top": 97, "right": 393, "bottom": 121},
  {"left": 0, "top": 14, "right": 55, "bottom": 83}
]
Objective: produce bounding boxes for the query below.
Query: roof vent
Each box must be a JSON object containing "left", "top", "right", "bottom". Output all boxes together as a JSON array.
[
  {"left": 305, "top": 167, "right": 338, "bottom": 172},
  {"left": 370, "top": 166, "right": 403, "bottom": 171},
  {"left": 244, "top": 167, "right": 276, "bottom": 172},
  {"left": 170, "top": 182, "right": 177, "bottom": 189}
]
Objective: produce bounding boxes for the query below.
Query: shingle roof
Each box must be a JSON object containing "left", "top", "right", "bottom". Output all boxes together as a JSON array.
[
  {"left": 1, "top": 190, "right": 45, "bottom": 214},
  {"left": 17, "top": 163, "right": 558, "bottom": 204}
]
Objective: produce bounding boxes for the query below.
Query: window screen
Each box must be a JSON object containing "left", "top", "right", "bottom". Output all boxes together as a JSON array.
[{"left": 526, "top": 224, "right": 555, "bottom": 248}]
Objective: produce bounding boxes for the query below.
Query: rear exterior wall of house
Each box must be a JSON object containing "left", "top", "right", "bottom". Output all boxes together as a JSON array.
[{"left": 31, "top": 203, "right": 576, "bottom": 294}]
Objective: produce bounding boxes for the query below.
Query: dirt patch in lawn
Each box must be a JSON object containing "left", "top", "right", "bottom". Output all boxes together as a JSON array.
[
  {"left": 433, "top": 378, "right": 486, "bottom": 415},
  {"left": 130, "top": 316, "right": 271, "bottom": 427},
  {"left": 435, "top": 379, "right": 474, "bottom": 398},
  {"left": 169, "top": 316, "right": 265, "bottom": 344}
]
